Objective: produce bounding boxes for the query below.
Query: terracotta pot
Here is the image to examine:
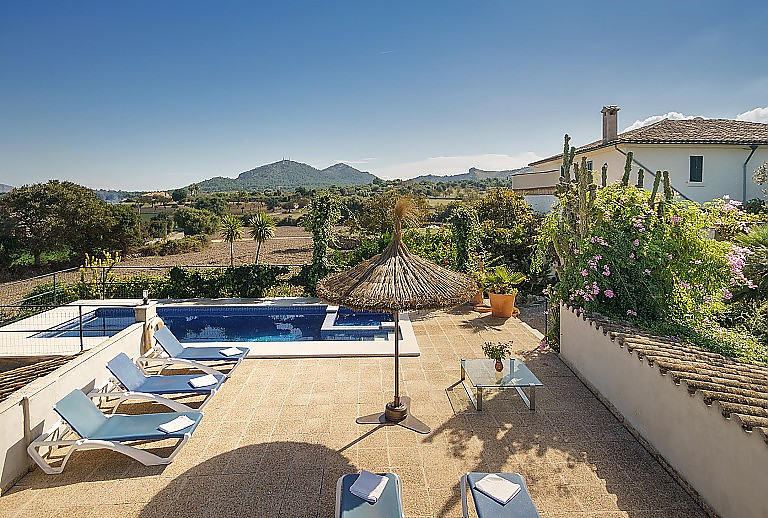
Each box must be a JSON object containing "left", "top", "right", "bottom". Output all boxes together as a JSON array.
[
  {"left": 489, "top": 292, "right": 520, "bottom": 318},
  {"left": 471, "top": 291, "right": 485, "bottom": 306},
  {"left": 494, "top": 359, "right": 504, "bottom": 372}
]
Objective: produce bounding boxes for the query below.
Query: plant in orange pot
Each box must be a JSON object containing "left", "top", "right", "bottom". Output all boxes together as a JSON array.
[{"left": 484, "top": 266, "right": 525, "bottom": 318}]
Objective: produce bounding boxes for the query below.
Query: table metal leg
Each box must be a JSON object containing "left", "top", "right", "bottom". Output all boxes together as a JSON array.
[
  {"left": 514, "top": 383, "right": 537, "bottom": 410},
  {"left": 477, "top": 387, "right": 483, "bottom": 411}
]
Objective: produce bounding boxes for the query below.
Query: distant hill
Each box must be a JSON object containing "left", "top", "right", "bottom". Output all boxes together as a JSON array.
[
  {"left": 0, "top": 184, "right": 14, "bottom": 193},
  {"left": 409, "top": 166, "right": 532, "bottom": 183},
  {"left": 195, "top": 160, "right": 379, "bottom": 192}
]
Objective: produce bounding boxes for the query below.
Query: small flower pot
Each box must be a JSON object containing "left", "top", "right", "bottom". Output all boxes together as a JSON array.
[
  {"left": 471, "top": 291, "right": 485, "bottom": 306},
  {"left": 489, "top": 292, "right": 520, "bottom": 318},
  {"left": 494, "top": 359, "right": 504, "bottom": 372}
]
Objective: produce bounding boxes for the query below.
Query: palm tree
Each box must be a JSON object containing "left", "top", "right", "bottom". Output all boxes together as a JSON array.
[
  {"left": 221, "top": 215, "right": 243, "bottom": 267},
  {"left": 249, "top": 212, "right": 275, "bottom": 264}
]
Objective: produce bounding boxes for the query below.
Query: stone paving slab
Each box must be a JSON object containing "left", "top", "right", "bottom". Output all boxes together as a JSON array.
[{"left": 0, "top": 307, "right": 705, "bottom": 517}]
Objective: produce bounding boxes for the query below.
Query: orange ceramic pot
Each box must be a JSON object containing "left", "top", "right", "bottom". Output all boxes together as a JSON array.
[
  {"left": 470, "top": 291, "right": 485, "bottom": 306},
  {"left": 489, "top": 292, "right": 520, "bottom": 318}
]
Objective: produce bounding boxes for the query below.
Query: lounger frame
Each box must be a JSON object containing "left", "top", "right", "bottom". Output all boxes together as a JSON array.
[
  {"left": 87, "top": 377, "right": 218, "bottom": 412},
  {"left": 27, "top": 393, "right": 199, "bottom": 475}
]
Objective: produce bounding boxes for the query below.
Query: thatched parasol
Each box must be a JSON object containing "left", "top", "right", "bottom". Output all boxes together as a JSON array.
[{"left": 317, "top": 198, "right": 477, "bottom": 434}]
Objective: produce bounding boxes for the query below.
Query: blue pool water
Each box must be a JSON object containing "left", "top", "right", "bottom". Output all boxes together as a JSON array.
[
  {"left": 39, "top": 307, "right": 136, "bottom": 338},
  {"left": 157, "top": 305, "right": 394, "bottom": 342}
]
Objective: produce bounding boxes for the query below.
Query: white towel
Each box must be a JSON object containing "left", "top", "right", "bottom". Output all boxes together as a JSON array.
[
  {"left": 158, "top": 415, "right": 196, "bottom": 434},
  {"left": 219, "top": 347, "right": 243, "bottom": 357},
  {"left": 474, "top": 474, "right": 521, "bottom": 505},
  {"left": 349, "top": 470, "right": 388, "bottom": 504},
  {"left": 188, "top": 374, "right": 218, "bottom": 388}
]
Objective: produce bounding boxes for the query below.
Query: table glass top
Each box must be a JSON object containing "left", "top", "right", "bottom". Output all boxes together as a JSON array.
[{"left": 461, "top": 358, "right": 543, "bottom": 388}]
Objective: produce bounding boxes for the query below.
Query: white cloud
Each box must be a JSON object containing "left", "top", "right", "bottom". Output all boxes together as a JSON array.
[
  {"left": 736, "top": 107, "right": 768, "bottom": 123},
  {"left": 372, "top": 152, "right": 541, "bottom": 180},
  {"left": 623, "top": 112, "right": 704, "bottom": 132}
]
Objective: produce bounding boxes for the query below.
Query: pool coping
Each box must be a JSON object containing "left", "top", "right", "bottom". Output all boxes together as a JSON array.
[{"left": 157, "top": 298, "right": 419, "bottom": 358}]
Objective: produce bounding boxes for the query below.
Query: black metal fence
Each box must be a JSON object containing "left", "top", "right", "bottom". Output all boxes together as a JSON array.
[{"left": 0, "top": 303, "right": 140, "bottom": 355}]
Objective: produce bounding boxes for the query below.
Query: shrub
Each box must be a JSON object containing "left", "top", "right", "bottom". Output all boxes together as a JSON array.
[
  {"left": 138, "top": 235, "right": 209, "bottom": 256},
  {"left": 174, "top": 207, "right": 220, "bottom": 235}
]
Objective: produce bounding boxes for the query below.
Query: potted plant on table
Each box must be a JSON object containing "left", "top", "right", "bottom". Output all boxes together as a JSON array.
[
  {"left": 482, "top": 340, "right": 513, "bottom": 372},
  {"left": 484, "top": 266, "right": 525, "bottom": 318}
]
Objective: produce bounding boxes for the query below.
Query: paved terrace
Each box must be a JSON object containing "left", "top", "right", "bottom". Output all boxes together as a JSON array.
[{"left": 0, "top": 308, "right": 705, "bottom": 517}]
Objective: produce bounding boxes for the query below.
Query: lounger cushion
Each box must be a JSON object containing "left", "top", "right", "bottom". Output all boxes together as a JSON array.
[
  {"left": 339, "top": 473, "right": 403, "bottom": 518},
  {"left": 137, "top": 373, "right": 225, "bottom": 394},
  {"left": 54, "top": 389, "right": 203, "bottom": 442},
  {"left": 92, "top": 411, "right": 203, "bottom": 441},
  {"left": 467, "top": 472, "right": 540, "bottom": 518},
  {"left": 153, "top": 326, "right": 250, "bottom": 361}
]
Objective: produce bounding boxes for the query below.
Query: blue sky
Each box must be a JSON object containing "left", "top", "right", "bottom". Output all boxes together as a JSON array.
[{"left": 1, "top": 0, "right": 766, "bottom": 189}]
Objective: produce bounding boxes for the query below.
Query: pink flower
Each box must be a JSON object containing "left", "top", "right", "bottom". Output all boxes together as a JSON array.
[
  {"left": 627, "top": 309, "right": 637, "bottom": 316},
  {"left": 722, "top": 288, "right": 733, "bottom": 300},
  {"left": 633, "top": 239, "right": 640, "bottom": 247},
  {"left": 643, "top": 269, "right": 650, "bottom": 275},
  {"left": 629, "top": 253, "right": 635, "bottom": 259},
  {"left": 604, "top": 289, "right": 614, "bottom": 298},
  {"left": 670, "top": 216, "right": 681, "bottom": 224},
  {"left": 580, "top": 269, "right": 588, "bottom": 277}
]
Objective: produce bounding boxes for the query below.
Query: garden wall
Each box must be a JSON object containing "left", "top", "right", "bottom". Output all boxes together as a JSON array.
[
  {"left": 560, "top": 305, "right": 768, "bottom": 518},
  {"left": 0, "top": 322, "right": 145, "bottom": 493}
]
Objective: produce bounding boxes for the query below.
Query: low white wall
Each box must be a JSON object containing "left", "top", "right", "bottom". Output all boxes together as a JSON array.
[
  {"left": 0, "top": 323, "right": 144, "bottom": 493},
  {"left": 560, "top": 306, "right": 768, "bottom": 518}
]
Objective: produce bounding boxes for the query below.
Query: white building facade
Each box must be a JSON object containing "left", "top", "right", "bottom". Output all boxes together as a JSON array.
[{"left": 525, "top": 107, "right": 768, "bottom": 204}]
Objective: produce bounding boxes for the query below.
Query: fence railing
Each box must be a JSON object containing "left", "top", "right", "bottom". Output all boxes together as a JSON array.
[
  {"left": 0, "top": 264, "right": 306, "bottom": 309},
  {"left": 0, "top": 303, "right": 140, "bottom": 356}
]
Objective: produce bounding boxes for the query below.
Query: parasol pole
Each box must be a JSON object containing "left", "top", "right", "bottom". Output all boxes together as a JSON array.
[{"left": 393, "top": 309, "right": 400, "bottom": 407}]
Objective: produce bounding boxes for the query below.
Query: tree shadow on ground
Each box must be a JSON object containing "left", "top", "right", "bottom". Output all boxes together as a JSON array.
[
  {"left": 426, "top": 347, "right": 704, "bottom": 517},
  {"left": 137, "top": 441, "right": 357, "bottom": 518}
]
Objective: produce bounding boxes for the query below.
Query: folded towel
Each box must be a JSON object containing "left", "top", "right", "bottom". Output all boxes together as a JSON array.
[
  {"left": 219, "top": 347, "right": 243, "bottom": 357},
  {"left": 158, "top": 415, "right": 196, "bottom": 434},
  {"left": 474, "top": 474, "right": 521, "bottom": 505},
  {"left": 349, "top": 470, "right": 388, "bottom": 504},
  {"left": 188, "top": 374, "right": 218, "bottom": 388}
]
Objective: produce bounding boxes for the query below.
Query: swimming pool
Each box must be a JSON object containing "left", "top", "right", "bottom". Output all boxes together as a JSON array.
[
  {"left": 156, "top": 305, "right": 395, "bottom": 342},
  {"left": 36, "top": 307, "right": 136, "bottom": 339}
]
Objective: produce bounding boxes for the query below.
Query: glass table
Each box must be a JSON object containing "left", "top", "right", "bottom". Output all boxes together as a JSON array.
[{"left": 460, "top": 358, "right": 543, "bottom": 411}]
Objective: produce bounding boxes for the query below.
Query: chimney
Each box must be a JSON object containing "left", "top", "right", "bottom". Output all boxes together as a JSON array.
[{"left": 601, "top": 105, "right": 620, "bottom": 143}]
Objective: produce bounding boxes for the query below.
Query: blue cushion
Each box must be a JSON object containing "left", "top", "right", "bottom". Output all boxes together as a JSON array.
[
  {"left": 339, "top": 473, "right": 403, "bottom": 518},
  {"left": 54, "top": 390, "right": 108, "bottom": 439},
  {"left": 153, "top": 326, "right": 185, "bottom": 357},
  {"left": 175, "top": 345, "right": 250, "bottom": 362},
  {"left": 107, "top": 352, "right": 147, "bottom": 391},
  {"left": 467, "top": 473, "right": 540, "bottom": 518},
  {"left": 92, "top": 411, "right": 203, "bottom": 441},
  {"left": 138, "top": 373, "right": 225, "bottom": 394}
]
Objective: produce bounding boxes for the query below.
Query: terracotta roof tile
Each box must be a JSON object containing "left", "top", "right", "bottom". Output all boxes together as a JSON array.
[
  {"left": 531, "top": 118, "right": 768, "bottom": 166},
  {"left": 0, "top": 356, "right": 78, "bottom": 403}
]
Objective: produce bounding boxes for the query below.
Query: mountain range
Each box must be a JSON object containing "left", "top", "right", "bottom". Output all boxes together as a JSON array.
[
  {"left": 0, "top": 184, "right": 14, "bottom": 193},
  {"left": 194, "top": 160, "right": 378, "bottom": 192},
  {"left": 408, "top": 166, "right": 532, "bottom": 183}
]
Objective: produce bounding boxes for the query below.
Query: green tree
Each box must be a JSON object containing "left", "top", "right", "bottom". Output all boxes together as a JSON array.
[
  {"left": 354, "top": 190, "right": 430, "bottom": 235},
  {"left": 174, "top": 207, "right": 220, "bottom": 235},
  {"left": 249, "top": 213, "right": 275, "bottom": 264},
  {"left": 107, "top": 204, "right": 143, "bottom": 254},
  {"left": 193, "top": 195, "right": 227, "bottom": 216},
  {"left": 221, "top": 215, "right": 243, "bottom": 267},
  {"left": 171, "top": 188, "right": 188, "bottom": 202},
  {"left": 0, "top": 181, "right": 111, "bottom": 265},
  {"left": 475, "top": 188, "right": 536, "bottom": 272}
]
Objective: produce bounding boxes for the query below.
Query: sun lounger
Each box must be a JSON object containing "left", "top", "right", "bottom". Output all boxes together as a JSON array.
[
  {"left": 28, "top": 389, "right": 203, "bottom": 474},
  {"left": 140, "top": 325, "right": 249, "bottom": 376},
  {"left": 462, "top": 472, "right": 540, "bottom": 518},
  {"left": 336, "top": 472, "right": 404, "bottom": 518},
  {"left": 90, "top": 352, "right": 225, "bottom": 411}
]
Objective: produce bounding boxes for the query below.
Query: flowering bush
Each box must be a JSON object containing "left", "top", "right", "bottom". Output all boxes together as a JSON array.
[{"left": 535, "top": 156, "right": 766, "bottom": 362}]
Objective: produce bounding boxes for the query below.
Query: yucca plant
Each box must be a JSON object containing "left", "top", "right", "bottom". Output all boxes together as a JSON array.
[
  {"left": 249, "top": 212, "right": 276, "bottom": 264},
  {"left": 221, "top": 215, "right": 243, "bottom": 267},
  {"left": 484, "top": 266, "right": 526, "bottom": 295}
]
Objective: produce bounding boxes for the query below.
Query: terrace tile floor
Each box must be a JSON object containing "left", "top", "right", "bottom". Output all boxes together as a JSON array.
[{"left": 0, "top": 307, "right": 706, "bottom": 517}]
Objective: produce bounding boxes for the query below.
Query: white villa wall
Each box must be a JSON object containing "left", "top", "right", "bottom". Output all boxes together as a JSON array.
[
  {"left": 531, "top": 144, "right": 767, "bottom": 204},
  {"left": 0, "top": 323, "right": 144, "bottom": 493},
  {"left": 560, "top": 307, "right": 768, "bottom": 518}
]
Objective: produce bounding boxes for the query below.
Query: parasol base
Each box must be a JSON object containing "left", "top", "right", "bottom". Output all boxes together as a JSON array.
[{"left": 356, "top": 396, "right": 431, "bottom": 434}]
